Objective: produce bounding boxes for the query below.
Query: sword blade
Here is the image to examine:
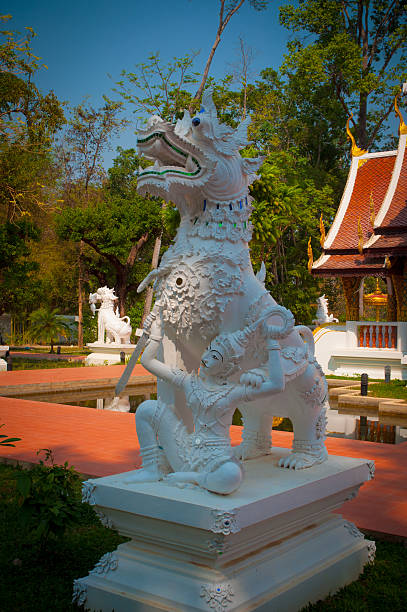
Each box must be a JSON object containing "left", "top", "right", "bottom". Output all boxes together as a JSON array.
[{"left": 114, "top": 333, "right": 148, "bottom": 396}]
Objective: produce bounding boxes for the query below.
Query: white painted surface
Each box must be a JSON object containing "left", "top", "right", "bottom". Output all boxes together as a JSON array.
[
  {"left": 89, "top": 287, "right": 132, "bottom": 344},
  {"left": 314, "top": 322, "right": 407, "bottom": 379},
  {"left": 85, "top": 343, "right": 135, "bottom": 366},
  {"left": 74, "top": 452, "right": 375, "bottom": 612},
  {"left": 129, "top": 92, "right": 330, "bottom": 488}
]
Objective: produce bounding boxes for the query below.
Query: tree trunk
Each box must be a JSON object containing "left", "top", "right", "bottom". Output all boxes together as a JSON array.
[
  {"left": 358, "top": 91, "right": 369, "bottom": 150},
  {"left": 117, "top": 276, "right": 128, "bottom": 317},
  {"left": 141, "top": 232, "right": 162, "bottom": 325},
  {"left": 77, "top": 240, "right": 84, "bottom": 349}
]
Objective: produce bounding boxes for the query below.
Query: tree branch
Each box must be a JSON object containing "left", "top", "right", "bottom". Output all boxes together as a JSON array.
[
  {"left": 192, "top": 0, "right": 245, "bottom": 104},
  {"left": 126, "top": 232, "right": 149, "bottom": 267},
  {"left": 81, "top": 238, "right": 122, "bottom": 271}
]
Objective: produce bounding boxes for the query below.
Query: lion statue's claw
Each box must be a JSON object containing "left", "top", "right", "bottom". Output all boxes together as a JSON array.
[{"left": 279, "top": 448, "right": 328, "bottom": 470}]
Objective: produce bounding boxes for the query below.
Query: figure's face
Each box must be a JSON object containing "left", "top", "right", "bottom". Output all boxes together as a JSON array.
[{"left": 201, "top": 347, "right": 225, "bottom": 376}]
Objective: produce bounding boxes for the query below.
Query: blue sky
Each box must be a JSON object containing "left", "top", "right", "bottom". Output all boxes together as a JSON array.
[{"left": 9, "top": 0, "right": 292, "bottom": 167}]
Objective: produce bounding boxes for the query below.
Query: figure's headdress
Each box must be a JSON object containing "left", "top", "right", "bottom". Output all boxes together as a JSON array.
[{"left": 210, "top": 326, "right": 253, "bottom": 377}]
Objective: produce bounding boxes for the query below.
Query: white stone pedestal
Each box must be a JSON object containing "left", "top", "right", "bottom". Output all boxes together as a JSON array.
[
  {"left": 85, "top": 342, "right": 135, "bottom": 366},
  {"left": 74, "top": 449, "right": 375, "bottom": 612},
  {"left": 0, "top": 345, "right": 9, "bottom": 371}
]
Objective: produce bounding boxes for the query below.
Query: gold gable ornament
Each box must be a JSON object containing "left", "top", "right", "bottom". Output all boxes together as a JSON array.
[
  {"left": 346, "top": 115, "right": 368, "bottom": 158},
  {"left": 319, "top": 213, "right": 326, "bottom": 248},
  {"left": 357, "top": 218, "right": 364, "bottom": 255},
  {"left": 394, "top": 88, "right": 407, "bottom": 136},
  {"left": 307, "top": 237, "right": 313, "bottom": 273}
]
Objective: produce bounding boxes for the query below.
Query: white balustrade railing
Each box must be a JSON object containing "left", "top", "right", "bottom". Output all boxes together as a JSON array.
[{"left": 345, "top": 321, "right": 407, "bottom": 352}]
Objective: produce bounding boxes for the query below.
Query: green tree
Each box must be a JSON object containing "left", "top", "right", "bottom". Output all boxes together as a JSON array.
[
  {"left": 279, "top": 0, "right": 407, "bottom": 150},
  {"left": 0, "top": 15, "right": 65, "bottom": 222},
  {"left": 0, "top": 219, "right": 41, "bottom": 317},
  {"left": 250, "top": 150, "right": 337, "bottom": 324},
  {"left": 115, "top": 52, "right": 200, "bottom": 123},
  {"left": 0, "top": 15, "right": 65, "bottom": 325},
  {"left": 58, "top": 100, "right": 128, "bottom": 346},
  {"left": 55, "top": 148, "right": 164, "bottom": 316},
  {"left": 28, "top": 307, "right": 70, "bottom": 352}
]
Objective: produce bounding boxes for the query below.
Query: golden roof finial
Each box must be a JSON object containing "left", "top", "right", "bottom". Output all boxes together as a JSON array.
[
  {"left": 319, "top": 213, "right": 325, "bottom": 248},
  {"left": 346, "top": 114, "right": 368, "bottom": 157},
  {"left": 307, "top": 237, "right": 313, "bottom": 273},
  {"left": 394, "top": 87, "right": 407, "bottom": 135},
  {"left": 357, "top": 217, "right": 364, "bottom": 254}
]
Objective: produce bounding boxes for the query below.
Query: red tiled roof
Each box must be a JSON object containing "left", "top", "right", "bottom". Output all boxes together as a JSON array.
[
  {"left": 375, "top": 152, "right": 407, "bottom": 232},
  {"left": 327, "top": 156, "right": 396, "bottom": 252},
  {"left": 366, "top": 233, "right": 407, "bottom": 252},
  {"left": 312, "top": 253, "right": 386, "bottom": 276}
]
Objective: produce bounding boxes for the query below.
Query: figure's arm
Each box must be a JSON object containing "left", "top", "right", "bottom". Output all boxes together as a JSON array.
[
  {"left": 140, "top": 317, "right": 185, "bottom": 387},
  {"left": 248, "top": 338, "right": 285, "bottom": 398},
  {"left": 229, "top": 337, "right": 284, "bottom": 405}
]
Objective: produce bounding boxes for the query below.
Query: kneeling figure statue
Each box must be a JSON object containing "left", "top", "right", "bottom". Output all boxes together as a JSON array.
[{"left": 126, "top": 305, "right": 320, "bottom": 495}]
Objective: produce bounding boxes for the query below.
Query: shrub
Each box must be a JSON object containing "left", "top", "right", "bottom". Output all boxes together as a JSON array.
[{"left": 16, "top": 449, "right": 83, "bottom": 549}]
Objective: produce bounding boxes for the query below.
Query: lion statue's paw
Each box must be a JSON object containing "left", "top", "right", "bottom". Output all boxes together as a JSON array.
[
  {"left": 279, "top": 447, "right": 328, "bottom": 470},
  {"left": 233, "top": 442, "right": 270, "bottom": 461}
]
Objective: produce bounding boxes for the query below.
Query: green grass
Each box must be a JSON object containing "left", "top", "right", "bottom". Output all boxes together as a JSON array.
[
  {"left": 368, "top": 379, "right": 407, "bottom": 401},
  {"left": 11, "top": 358, "right": 86, "bottom": 370},
  {"left": 0, "top": 463, "right": 127, "bottom": 612},
  {"left": 326, "top": 375, "right": 382, "bottom": 382},
  {"left": 326, "top": 374, "right": 362, "bottom": 380},
  {"left": 1, "top": 464, "right": 406, "bottom": 611},
  {"left": 11, "top": 346, "right": 90, "bottom": 355},
  {"left": 302, "top": 538, "right": 407, "bottom": 611}
]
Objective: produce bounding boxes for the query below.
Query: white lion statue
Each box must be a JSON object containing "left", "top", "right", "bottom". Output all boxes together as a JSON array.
[
  {"left": 313, "top": 295, "right": 339, "bottom": 325},
  {"left": 89, "top": 287, "right": 132, "bottom": 344}
]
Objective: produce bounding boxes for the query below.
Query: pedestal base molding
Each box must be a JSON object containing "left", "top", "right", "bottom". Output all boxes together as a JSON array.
[{"left": 74, "top": 449, "right": 374, "bottom": 612}]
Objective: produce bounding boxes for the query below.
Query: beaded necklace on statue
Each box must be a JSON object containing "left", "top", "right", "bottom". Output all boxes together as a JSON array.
[{"left": 189, "top": 372, "right": 234, "bottom": 412}]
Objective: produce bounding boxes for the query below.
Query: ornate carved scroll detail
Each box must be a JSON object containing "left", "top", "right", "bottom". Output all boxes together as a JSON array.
[
  {"left": 367, "top": 540, "right": 376, "bottom": 563},
  {"left": 200, "top": 583, "right": 234, "bottom": 611},
  {"left": 211, "top": 510, "right": 240, "bottom": 535},
  {"left": 89, "top": 552, "right": 118, "bottom": 576},
  {"left": 344, "top": 520, "right": 363, "bottom": 539},
  {"left": 94, "top": 509, "right": 113, "bottom": 529},
  {"left": 72, "top": 579, "right": 87, "bottom": 606},
  {"left": 81, "top": 480, "right": 96, "bottom": 505},
  {"left": 207, "top": 537, "right": 226, "bottom": 554},
  {"left": 367, "top": 461, "right": 375, "bottom": 480}
]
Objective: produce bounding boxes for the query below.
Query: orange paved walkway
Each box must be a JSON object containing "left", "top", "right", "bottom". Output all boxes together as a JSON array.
[
  {"left": 0, "top": 363, "right": 147, "bottom": 385},
  {"left": 1, "top": 366, "right": 407, "bottom": 538}
]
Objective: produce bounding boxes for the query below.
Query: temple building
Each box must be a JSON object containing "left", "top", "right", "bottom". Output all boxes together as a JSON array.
[{"left": 311, "top": 86, "right": 407, "bottom": 378}]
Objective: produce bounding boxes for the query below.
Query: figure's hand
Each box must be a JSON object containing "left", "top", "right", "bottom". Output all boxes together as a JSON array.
[
  {"left": 143, "top": 311, "right": 157, "bottom": 333},
  {"left": 240, "top": 369, "right": 266, "bottom": 388},
  {"left": 149, "top": 316, "right": 162, "bottom": 341}
]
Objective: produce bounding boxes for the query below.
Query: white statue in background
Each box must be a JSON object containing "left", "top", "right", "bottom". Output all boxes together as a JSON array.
[
  {"left": 313, "top": 295, "right": 339, "bottom": 325},
  {"left": 89, "top": 287, "right": 132, "bottom": 344},
  {"left": 132, "top": 91, "right": 328, "bottom": 493}
]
